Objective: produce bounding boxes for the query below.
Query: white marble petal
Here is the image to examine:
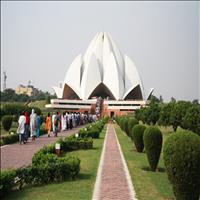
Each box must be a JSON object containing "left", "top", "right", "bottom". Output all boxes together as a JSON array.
[
  {"left": 63, "top": 54, "right": 82, "bottom": 99},
  {"left": 103, "top": 52, "right": 124, "bottom": 100},
  {"left": 123, "top": 55, "right": 144, "bottom": 99},
  {"left": 81, "top": 53, "right": 101, "bottom": 100},
  {"left": 52, "top": 86, "right": 63, "bottom": 99}
]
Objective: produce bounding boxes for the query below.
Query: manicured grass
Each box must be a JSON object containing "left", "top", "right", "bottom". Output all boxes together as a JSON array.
[
  {"left": 3, "top": 126, "right": 106, "bottom": 200},
  {"left": 114, "top": 124, "right": 175, "bottom": 200},
  {"left": 28, "top": 100, "right": 47, "bottom": 112}
]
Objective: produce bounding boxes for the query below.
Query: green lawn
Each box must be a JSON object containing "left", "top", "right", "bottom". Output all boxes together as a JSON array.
[
  {"left": 3, "top": 126, "right": 106, "bottom": 200},
  {"left": 114, "top": 124, "right": 175, "bottom": 200},
  {"left": 28, "top": 100, "right": 47, "bottom": 112}
]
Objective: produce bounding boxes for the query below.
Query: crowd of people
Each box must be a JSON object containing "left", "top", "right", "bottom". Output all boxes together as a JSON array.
[
  {"left": 17, "top": 109, "right": 41, "bottom": 144},
  {"left": 17, "top": 109, "right": 97, "bottom": 144}
]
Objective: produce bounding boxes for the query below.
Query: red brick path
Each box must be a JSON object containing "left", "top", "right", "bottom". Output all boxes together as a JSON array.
[
  {"left": 0, "top": 126, "right": 84, "bottom": 169},
  {"left": 93, "top": 124, "right": 136, "bottom": 200}
]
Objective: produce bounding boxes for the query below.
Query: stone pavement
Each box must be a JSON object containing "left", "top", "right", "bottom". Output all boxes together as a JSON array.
[
  {"left": 0, "top": 126, "right": 84, "bottom": 169},
  {"left": 92, "top": 123, "right": 137, "bottom": 200}
]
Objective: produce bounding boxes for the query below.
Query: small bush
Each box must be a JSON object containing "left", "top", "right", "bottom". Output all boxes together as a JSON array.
[
  {"left": 61, "top": 136, "right": 93, "bottom": 151},
  {"left": 119, "top": 117, "right": 126, "bottom": 129},
  {"left": 131, "top": 124, "right": 146, "bottom": 152},
  {"left": 1, "top": 115, "right": 13, "bottom": 131},
  {"left": 163, "top": 131, "right": 200, "bottom": 200},
  {"left": 16, "top": 155, "right": 80, "bottom": 186},
  {"left": 0, "top": 170, "right": 16, "bottom": 198},
  {"left": 1, "top": 133, "right": 19, "bottom": 145},
  {"left": 79, "top": 120, "right": 105, "bottom": 139},
  {"left": 128, "top": 118, "right": 139, "bottom": 136},
  {"left": 32, "top": 152, "right": 58, "bottom": 167},
  {"left": 143, "top": 126, "right": 162, "bottom": 171},
  {"left": 121, "top": 117, "right": 129, "bottom": 134}
]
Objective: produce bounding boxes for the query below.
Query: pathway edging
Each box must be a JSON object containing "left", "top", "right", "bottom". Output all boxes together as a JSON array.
[
  {"left": 113, "top": 125, "right": 138, "bottom": 200},
  {"left": 92, "top": 125, "right": 109, "bottom": 200}
]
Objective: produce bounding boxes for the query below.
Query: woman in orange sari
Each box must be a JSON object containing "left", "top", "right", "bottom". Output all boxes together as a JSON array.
[{"left": 45, "top": 113, "right": 52, "bottom": 137}]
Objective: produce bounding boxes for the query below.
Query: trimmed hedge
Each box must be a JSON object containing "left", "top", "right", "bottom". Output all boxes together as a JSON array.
[
  {"left": 0, "top": 128, "right": 47, "bottom": 146},
  {"left": 163, "top": 131, "right": 200, "bottom": 200},
  {"left": 1, "top": 133, "right": 19, "bottom": 145},
  {"left": 26, "top": 155, "right": 80, "bottom": 183},
  {"left": 131, "top": 124, "right": 146, "bottom": 152},
  {"left": 122, "top": 118, "right": 129, "bottom": 134},
  {"left": 143, "top": 126, "right": 162, "bottom": 171},
  {"left": 1, "top": 115, "right": 13, "bottom": 131},
  {"left": 56, "top": 136, "right": 93, "bottom": 152},
  {"left": 0, "top": 170, "right": 16, "bottom": 198},
  {"left": 128, "top": 118, "right": 139, "bottom": 136},
  {"left": 78, "top": 118, "right": 107, "bottom": 139}
]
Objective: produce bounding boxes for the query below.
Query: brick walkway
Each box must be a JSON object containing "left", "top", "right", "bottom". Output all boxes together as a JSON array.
[
  {"left": 92, "top": 123, "right": 137, "bottom": 200},
  {"left": 0, "top": 126, "right": 84, "bottom": 169}
]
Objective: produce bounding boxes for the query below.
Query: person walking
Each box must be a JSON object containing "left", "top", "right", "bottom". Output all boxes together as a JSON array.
[
  {"left": 17, "top": 111, "right": 26, "bottom": 144},
  {"left": 45, "top": 113, "right": 51, "bottom": 137},
  {"left": 36, "top": 114, "right": 41, "bottom": 138},
  {"left": 30, "top": 109, "right": 37, "bottom": 141},
  {"left": 61, "top": 112, "right": 66, "bottom": 131},
  {"left": 24, "top": 111, "right": 30, "bottom": 142},
  {"left": 68, "top": 112, "right": 73, "bottom": 130},
  {"left": 52, "top": 112, "right": 59, "bottom": 137}
]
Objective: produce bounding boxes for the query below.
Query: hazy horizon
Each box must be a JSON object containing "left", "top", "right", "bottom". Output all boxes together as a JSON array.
[{"left": 1, "top": 1, "right": 199, "bottom": 102}]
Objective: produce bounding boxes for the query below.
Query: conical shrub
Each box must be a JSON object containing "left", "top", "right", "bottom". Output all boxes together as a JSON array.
[
  {"left": 131, "top": 124, "right": 146, "bottom": 152},
  {"left": 128, "top": 118, "right": 139, "bottom": 136},
  {"left": 163, "top": 131, "right": 200, "bottom": 200},
  {"left": 143, "top": 126, "right": 162, "bottom": 171}
]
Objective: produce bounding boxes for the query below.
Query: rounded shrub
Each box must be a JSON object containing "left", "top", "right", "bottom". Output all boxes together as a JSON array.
[
  {"left": 119, "top": 117, "right": 125, "bottom": 129},
  {"left": 0, "top": 169, "right": 16, "bottom": 198},
  {"left": 143, "top": 126, "right": 162, "bottom": 171},
  {"left": 163, "top": 131, "right": 200, "bottom": 200},
  {"left": 122, "top": 118, "right": 129, "bottom": 134},
  {"left": 1, "top": 115, "right": 13, "bottom": 131},
  {"left": 131, "top": 124, "right": 146, "bottom": 152},
  {"left": 128, "top": 118, "right": 139, "bottom": 136}
]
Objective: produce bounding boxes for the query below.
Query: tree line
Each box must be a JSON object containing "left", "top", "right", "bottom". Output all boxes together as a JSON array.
[
  {"left": 0, "top": 88, "right": 56, "bottom": 103},
  {"left": 135, "top": 96, "right": 200, "bottom": 135}
]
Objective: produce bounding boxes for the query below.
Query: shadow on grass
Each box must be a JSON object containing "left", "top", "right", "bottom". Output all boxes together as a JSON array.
[
  {"left": 130, "top": 149, "right": 146, "bottom": 153},
  {"left": 141, "top": 166, "right": 166, "bottom": 173},
  {"left": 78, "top": 173, "right": 93, "bottom": 180}
]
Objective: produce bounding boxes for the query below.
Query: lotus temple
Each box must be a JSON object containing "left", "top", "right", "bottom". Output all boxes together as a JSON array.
[{"left": 46, "top": 32, "right": 153, "bottom": 117}]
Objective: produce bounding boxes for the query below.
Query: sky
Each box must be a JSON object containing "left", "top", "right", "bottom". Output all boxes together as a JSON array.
[{"left": 1, "top": 1, "right": 199, "bottom": 102}]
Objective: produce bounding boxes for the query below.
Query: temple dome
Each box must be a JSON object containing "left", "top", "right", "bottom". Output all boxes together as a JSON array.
[{"left": 53, "top": 32, "right": 153, "bottom": 100}]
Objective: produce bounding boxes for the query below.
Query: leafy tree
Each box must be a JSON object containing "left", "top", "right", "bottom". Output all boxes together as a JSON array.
[
  {"left": 192, "top": 99, "right": 199, "bottom": 105},
  {"left": 149, "top": 95, "right": 160, "bottom": 103},
  {"left": 158, "top": 102, "right": 175, "bottom": 127},
  {"left": 170, "top": 97, "right": 176, "bottom": 102},
  {"left": 170, "top": 101, "right": 191, "bottom": 131},
  {"left": 159, "top": 95, "right": 163, "bottom": 103},
  {"left": 0, "top": 89, "right": 18, "bottom": 102},
  {"left": 182, "top": 104, "right": 200, "bottom": 135},
  {"left": 45, "top": 95, "right": 51, "bottom": 104},
  {"left": 1, "top": 88, "right": 56, "bottom": 103}
]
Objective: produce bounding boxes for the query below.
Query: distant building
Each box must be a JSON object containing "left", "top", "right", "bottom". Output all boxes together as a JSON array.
[{"left": 15, "top": 85, "right": 39, "bottom": 97}]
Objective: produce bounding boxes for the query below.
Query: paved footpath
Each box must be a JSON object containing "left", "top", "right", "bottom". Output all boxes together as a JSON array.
[
  {"left": 0, "top": 126, "right": 84, "bottom": 169},
  {"left": 92, "top": 123, "right": 137, "bottom": 200}
]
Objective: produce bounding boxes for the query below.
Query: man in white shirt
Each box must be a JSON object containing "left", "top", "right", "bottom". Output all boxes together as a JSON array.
[{"left": 18, "top": 112, "right": 26, "bottom": 144}]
